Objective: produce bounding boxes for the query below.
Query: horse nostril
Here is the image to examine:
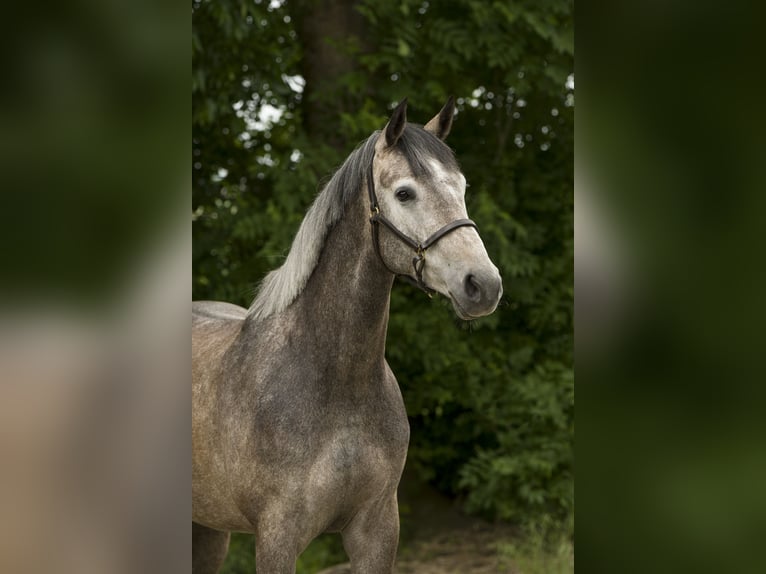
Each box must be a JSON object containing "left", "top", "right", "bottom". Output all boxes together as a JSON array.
[{"left": 464, "top": 274, "right": 482, "bottom": 301}]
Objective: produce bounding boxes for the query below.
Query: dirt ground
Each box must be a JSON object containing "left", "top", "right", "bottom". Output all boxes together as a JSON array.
[
  {"left": 316, "top": 523, "right": 517, "bottom": 574},
  {"left": 398, "top": 523, "right": 517, "bottom": 574}
]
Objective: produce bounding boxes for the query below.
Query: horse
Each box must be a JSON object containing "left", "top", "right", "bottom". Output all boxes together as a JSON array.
[{"left": 192, "top": 97, "right": 503, "bottom": 573}]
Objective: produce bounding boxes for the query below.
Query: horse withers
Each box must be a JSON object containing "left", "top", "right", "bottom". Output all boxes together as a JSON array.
[{"left": 192, "top": 98, "right": 502, "bottom": 573}]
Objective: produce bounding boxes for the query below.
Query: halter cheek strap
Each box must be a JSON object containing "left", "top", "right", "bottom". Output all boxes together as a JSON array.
[{"left": 366, "top": 152, "right": 478, "bottom": 295}]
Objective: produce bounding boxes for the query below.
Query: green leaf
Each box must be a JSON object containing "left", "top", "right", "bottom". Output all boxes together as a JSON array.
[{"left": 397, "top": 38, "right": 411, "bottom": 57}]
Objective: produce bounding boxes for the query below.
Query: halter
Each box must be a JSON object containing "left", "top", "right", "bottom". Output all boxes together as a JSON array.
[{"left": 366, "top": 151, "right": 478, "bottom": 295}]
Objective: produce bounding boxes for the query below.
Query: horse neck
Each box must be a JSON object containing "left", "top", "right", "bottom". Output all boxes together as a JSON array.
[{"left": 289, "top": 186, "right": 394, "bottom": 370}]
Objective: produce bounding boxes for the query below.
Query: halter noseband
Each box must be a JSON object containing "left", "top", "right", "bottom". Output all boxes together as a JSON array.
[{"left": 366, "top": 151, "right": 478, "bottom": 295}]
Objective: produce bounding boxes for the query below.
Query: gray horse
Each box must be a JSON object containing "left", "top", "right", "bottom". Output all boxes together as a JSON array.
[{"left": 192, "top": 98, "right": 502, "bottom": 573}]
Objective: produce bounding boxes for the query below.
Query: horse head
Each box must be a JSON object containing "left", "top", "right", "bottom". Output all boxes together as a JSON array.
[{"left": 368, "top": 98, "right": 503, "bottom": 319}]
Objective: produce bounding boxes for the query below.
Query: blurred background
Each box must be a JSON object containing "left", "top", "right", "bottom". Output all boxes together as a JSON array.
[
  {"left": 193, "top": 0, "right": 573, "bottom": 572},
  {"left": 576, "top": 1, "right": 766, "bottom": 572},
  {"left": 0, "top": 2, "right": 188, "bottom": 574}
]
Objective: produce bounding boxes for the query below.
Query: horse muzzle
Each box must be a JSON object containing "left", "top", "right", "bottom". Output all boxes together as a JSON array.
[{"left": 448, "top": 266, "right": 503, "bottom": 319}]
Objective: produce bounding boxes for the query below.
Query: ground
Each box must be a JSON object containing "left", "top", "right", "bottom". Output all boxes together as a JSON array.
[
  {"left": 316, "top": 469, "right": 573, "bottom": 574},
  {"left": 317, "top": 524, "right": 510, "bottom": 573},
  {"left": 220, "top": 468, "right": 573, "bottom": 574}
]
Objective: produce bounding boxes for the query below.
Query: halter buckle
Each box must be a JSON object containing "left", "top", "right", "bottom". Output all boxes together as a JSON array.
[{"left": 412, "top": 250, "right": 431, "bottom": 296}]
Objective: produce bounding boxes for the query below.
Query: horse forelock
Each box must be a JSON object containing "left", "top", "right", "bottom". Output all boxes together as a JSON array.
[
  {"left": 394, "top": 124, "right": 459, "bottom": 178},
  {"left": 248, "top": 123, "right": 459, "bottom": 321}
]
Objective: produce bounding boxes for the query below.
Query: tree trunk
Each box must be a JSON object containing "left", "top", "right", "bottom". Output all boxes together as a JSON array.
[{"left": 289, "top": 0, "right": 368, "bottom": 149}]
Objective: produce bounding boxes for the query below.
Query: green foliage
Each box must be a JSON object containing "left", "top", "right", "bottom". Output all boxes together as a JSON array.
[
  {"left": 193, "top": 0, "right": 573, "bottom": 546},
  {"left": 458, "top": 361, "right": 574, "bottom": 521},
  {"left": 497, "top": 513, "right": 574, "bottom": 574},
  {"left": 220, "top": 534, "right": 253, "bottom": 574},
  {"left": 221, "top": 533, "right": 346, "bottom": 574}
]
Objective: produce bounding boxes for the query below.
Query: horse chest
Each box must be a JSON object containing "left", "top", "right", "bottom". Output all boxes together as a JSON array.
[
  {"left": 324, "top": 411, "right": 409, "bottom": 476},
  {"left": 268, "top": 395, "right": 410, "bottom": 486},
  {"left": 248, "top": 384, "right": 409, "bottom": 516},
  {"left": 301, "top": 416, "right": 409, "bottom": 521}
]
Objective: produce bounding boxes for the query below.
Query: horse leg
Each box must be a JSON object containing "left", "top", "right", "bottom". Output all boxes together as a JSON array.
[
  {"left": 341, "top": 494, "right": 400, "bottom": 574},
  {"left": 254, "top": 529, "right": 299, "bottom": 574},
  {"left": 192, "top": 522, "right": 231, "bottom": 574}
]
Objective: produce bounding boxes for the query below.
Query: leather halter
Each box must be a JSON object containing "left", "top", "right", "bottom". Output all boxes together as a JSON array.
[{"left": 366, "top": 151, "right": 478, "bottom": 295}]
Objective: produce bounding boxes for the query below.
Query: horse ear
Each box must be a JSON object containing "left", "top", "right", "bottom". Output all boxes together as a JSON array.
[
  {"left": 384, "top": 98, "right": 408, "bottom": 147},
  {"left": 424, "top": 96, "right": 455, "bottom": 140}
]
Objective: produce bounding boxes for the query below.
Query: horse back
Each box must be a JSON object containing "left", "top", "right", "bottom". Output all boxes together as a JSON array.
[
  {"left": 193, "top": 300, "right": 248, "bottom": 321},
  {"left": 192, "top": 300, "right": 248, "bottom": 392},
  {"left": 192, "top": 301, "right": 247, "bottom": 374}
]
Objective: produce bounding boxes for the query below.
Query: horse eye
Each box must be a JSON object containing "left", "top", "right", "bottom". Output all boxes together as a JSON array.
[{"left": 395, "top": 187, "right": 414, "bottom": 202}]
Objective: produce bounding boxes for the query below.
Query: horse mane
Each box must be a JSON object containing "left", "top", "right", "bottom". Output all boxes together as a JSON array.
[
  {"left": 248, "top": 124, "right": 458, "bottom": 321},
  {"left": 247, "top": 132, "right": 379, "bottom": 320}
]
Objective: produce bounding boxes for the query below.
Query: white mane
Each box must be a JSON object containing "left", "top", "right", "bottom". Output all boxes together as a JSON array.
[{"left": 248, "top": 135, "right": 378, "bottom": 320}]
